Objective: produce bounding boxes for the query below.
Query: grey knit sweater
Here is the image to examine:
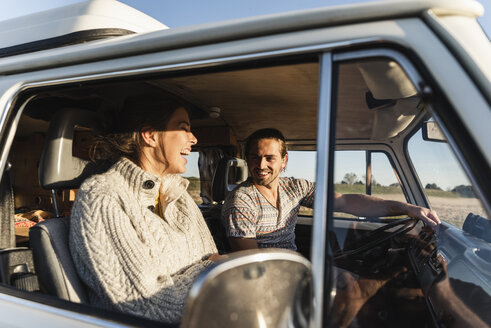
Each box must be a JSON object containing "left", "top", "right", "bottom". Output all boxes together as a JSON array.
[{"left": 69, "top": 157, "right": 217, "bottom": 324}]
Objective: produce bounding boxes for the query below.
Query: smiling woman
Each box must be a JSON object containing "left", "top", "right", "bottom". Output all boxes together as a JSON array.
[{"left": 68, "top": 92, "right": 224, "bottom": 324}]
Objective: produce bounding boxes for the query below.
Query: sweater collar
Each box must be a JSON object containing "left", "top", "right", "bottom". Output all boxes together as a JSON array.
[
  {"left": 112, "top": 157, "right": 189, "bottom": 205},
  {"left": 159, "top": 173, "right": 189, "bottom": 205}
]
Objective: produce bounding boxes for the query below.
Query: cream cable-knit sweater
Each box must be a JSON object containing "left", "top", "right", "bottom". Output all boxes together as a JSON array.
[{"left": 69, "top": 157, "right": 217, "bottom": 324}]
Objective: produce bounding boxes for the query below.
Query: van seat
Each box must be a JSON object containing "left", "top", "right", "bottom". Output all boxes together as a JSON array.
[
  {"left": 29, "top": 217, "right": 88, "bottom": 302},
  {"left": 203, "top": 156, "right": 248, "bottom": 254},
  {"left": 29, "top": 108, "right": 100, "bottom": 303}
]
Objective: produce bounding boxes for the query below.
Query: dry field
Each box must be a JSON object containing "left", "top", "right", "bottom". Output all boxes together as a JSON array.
[
  {"left": 374, "top": 193, "right": 487, "bottom": 228},
  {"left": 188, "top": 190, "right": 203, "bottom": 205}
]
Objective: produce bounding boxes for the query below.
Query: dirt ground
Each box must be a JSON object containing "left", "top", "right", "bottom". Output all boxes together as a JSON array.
[{"left": 374, "top": 193, "right": 487, "bottom": 228}]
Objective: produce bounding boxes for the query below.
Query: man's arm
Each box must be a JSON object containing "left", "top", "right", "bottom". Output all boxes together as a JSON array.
[
  {"left": 228, "top": 237, "right": 258, "bottom": 251},
  {"left": 333, "top": 192, "right": 440, "bottom": 227}
]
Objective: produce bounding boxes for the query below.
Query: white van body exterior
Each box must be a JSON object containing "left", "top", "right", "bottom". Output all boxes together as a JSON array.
[{"left": 0, "top": 0, "right": 489, "bottom": 327}]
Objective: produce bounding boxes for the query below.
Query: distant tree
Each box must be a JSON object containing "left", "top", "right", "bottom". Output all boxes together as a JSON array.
[
  {"left": 389, "top": 183, "right": 400, "bottom": 187},
  {"left": 342, "top": 172, "right": 357, "bottom": 185},
  {"left": 425, "top": 183, "right": 442, "bottom": 190},
  {"left": 451, "top": 185, "right": 475, "bottom": 198},
  {"left": 354, "top": 180, "right": 364, "bottom": 185}
]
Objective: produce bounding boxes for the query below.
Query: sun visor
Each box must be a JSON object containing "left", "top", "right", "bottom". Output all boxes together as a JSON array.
[
  {"left": 357, "top": 60, "right": 418, "bottom": 100},
  {"left": 371, "top": 97, "right": 421, "bottom": 140}
]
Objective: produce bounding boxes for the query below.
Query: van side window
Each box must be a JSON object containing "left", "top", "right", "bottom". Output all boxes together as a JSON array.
[
  {"left": 284, "top": 150, "right": 316, "bottom": 216},
  {"left": 182, "top": 152, "right": 201, "bottom": 204},
  {"left": 334, "top": 150, "right": 405, "bottom": 219},
  {"left": 408, "top": 123, "right": 487, "bottom": 228}
]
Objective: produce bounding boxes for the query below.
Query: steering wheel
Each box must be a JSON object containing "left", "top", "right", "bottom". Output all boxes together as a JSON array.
[{"left": 333, "top": 217, "right": 419, "bottom": 261}]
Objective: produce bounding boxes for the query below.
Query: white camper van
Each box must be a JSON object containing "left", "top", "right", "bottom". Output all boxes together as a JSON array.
[{"left": 0, "top": 0, "right": 489, "bottom": 327}]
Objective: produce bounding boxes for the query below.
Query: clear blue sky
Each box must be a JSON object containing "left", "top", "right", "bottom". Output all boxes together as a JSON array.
[
  {"left": 122, "top": 0, "right": 491, "bottom": 35},
  {"left": 0, "top": 0, "right": 487, "bottom": 189},
  {"left": 0, "top": 0, "right": 490, "bottom": 32}
]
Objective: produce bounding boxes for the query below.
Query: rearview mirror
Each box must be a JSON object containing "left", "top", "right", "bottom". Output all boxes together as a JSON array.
[
  {"left": 181, "top": 249, "right": 312, "bottom": 328},
  {"left": 422, "top": 121, "right": 447, "bottom": 143}
]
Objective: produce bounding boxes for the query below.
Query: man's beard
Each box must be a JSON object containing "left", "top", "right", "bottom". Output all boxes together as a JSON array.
[{"left": 252, "top": 169, "right": 281, "bottom": 187}]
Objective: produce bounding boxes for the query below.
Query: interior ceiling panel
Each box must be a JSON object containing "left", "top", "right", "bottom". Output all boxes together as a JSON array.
[
  {"left": 153, "top": 62, "right": 319, "bottom": 142},
  {"left": 23, "top": 59, "right": 421, "bottom": 146},
  {"left": 335, "top": 63, "right": 374, "bottom": 140}
]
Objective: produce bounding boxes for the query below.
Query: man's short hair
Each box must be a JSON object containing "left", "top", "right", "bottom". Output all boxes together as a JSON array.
[{"left": 245, "top": 128, "right": 288, "bottom": 159}]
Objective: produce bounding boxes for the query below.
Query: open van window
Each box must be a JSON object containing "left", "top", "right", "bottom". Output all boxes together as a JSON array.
[{"left": 408, "top": 123, "right": 488, "bottom": 229}]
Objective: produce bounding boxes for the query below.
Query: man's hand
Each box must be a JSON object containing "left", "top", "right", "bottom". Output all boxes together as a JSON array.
[
  {"left": 334, "top": 193, "right": 441, "bottom": 231},
  {"left": 405, "top": 204, "right": 441, "bottom": 229}
]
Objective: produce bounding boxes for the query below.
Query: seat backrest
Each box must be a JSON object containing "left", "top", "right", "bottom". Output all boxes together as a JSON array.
[
  {"left": 30, "top": 108, "right": 99, "bottom": 303},
  {"left": 211, "top": 156, "right": 248, "bottom": 203},
  {"left": 29, "top": 217, "right": 88, "bottom": 302},
  {"left": 202, "top": 157, "right": 247, "bottom": 254}
]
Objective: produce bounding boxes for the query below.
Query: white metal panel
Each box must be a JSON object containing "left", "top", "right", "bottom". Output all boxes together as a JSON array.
[
  {"left": 2, "top": 17, "right": 488, "bottom": 182},
  {"left": 0, "top": 294, "right": 124, "bottom": 327},
  {"left": 424, "top": 12, "right": 491, "bottom": 102},
  {"left": 0, "top": 11, "right": 488, "bottom": 327},
  {"left": 0, "top": 0, "right": 483, "bottom": 74},
  {"left": 0, "top": 19, "right": 415, "bottom": 81},
  {"left": 392, "top": 20, "right": 491, "bottom": 170},
  {"left": 0, "top": 0, "right": 167, "bottom": 50}
]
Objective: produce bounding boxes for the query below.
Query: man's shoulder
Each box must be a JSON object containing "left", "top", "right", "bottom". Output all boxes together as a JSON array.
[
  {"left": 280, "top": 177, "right": 311, "bottom": 188},
  {"left": 279, "top": 177, "right": 314, "bottom": 199}
]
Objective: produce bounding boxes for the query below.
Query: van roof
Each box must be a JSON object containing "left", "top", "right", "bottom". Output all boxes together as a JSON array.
[
  {"left": 0, "top": 0, "right": 483, "bottom": 73},
  {"left": 0, "top": 0, "right": 167, "bottom": 58}
]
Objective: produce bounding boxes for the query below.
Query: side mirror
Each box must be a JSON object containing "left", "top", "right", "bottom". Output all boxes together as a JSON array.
[
  {"left": 422, "top": 121, "right": 447, "bottom": 143},
  {"left": 463, "top": 213, "right": 491, "bottom": 242},
  {"left": 181, "top": 249, "right": 312, "bottom": 328}
]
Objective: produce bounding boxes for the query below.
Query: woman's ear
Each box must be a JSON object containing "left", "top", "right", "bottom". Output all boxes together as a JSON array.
[{"left": 140, "top": 128, "right": 159, "bottom": 147}]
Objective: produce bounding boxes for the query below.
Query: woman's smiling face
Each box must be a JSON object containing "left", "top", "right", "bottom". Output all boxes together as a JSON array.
[{"left": 152, "top": 107, "right": 197, "bottom": 175}]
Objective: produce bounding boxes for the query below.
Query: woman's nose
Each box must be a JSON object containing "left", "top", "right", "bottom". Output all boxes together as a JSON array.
[{"left": 189, "top": 132, "right": 197, "bottom": 145}]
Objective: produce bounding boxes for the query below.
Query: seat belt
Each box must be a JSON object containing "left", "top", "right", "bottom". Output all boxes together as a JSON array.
[
  {"left": 0, "top": 164, "right": 40, "bottom": 291},
  {"left": 0, "top": 164, "right": 15, "bottom": 249}
]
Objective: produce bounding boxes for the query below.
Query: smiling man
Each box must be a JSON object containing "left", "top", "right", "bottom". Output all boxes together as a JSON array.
[{"left": 222, "top": 128, "right": 440, "bottom": 251}]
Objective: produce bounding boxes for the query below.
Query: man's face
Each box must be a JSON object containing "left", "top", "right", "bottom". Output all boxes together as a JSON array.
[{"left": 247, "top": 138, "right": 287, "bottom": 187}]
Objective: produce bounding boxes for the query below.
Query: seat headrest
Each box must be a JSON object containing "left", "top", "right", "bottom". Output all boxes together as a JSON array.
[
  {"left": 211, "top": 157, "right": 248, "bottom": 203},
  {"left": 38, "top": 109, "right": 99, "bottom": 190}
]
